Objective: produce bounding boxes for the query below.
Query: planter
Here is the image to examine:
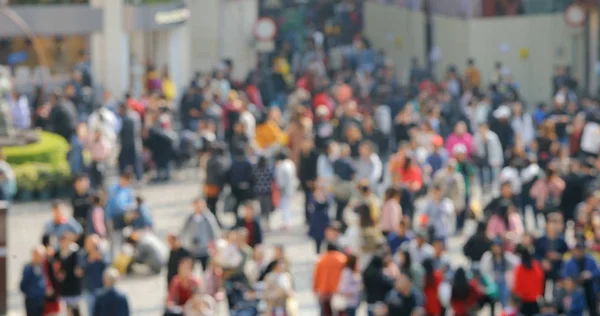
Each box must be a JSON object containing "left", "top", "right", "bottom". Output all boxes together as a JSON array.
[
  {"left": 18, "top": 190, "right": 34, "bottom": 202},
  {"left": 38, "top": 190, "right": 53, "bottom": 201}
]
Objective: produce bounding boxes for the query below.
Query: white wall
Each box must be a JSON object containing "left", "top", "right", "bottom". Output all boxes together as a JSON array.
[
  {"left": 189, "top": 0, "right": 258, "bottom": 81},
  {"left": 364, "top": 2, "right": 586, "bottom": 103}
]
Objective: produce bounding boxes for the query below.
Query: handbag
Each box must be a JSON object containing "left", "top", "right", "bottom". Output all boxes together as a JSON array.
[{"left": 330, "top": 294, "right": 348, "bottom": 311}]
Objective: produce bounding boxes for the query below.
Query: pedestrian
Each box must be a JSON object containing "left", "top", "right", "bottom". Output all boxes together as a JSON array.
[
  {"left": 562, "top": 241, "right": 600, "bottom": 316},
  {"left": 274, "top": 150, "right": 297, "bottom": 230},
  {"left": 20, "top": 246, "right": 49, "bottom": 316},
  {"left": 88, "top": 193, "right": 106, "bottom": 238},
  {"left": 166, "top": 233, "right": 190, "bottom": 286},
  {"left": 85, "top": 129, "right": 111, "bottom": 189},
  {"left": 55, "top": 232, "right": 83, "bottom": 316},
  {"left": 449, "top": 268, "right": 481, "bottom": 316},
  {"left": 363, "top": 254, "right": 394, "bottom": 316},
  {"left": 235, "top": 201, "right": 263, "bottom": 248},
  {"left": 264, "top": 259, "right": 295, "bottom": 315},
  {"left": 299, "top": 138, "right": 319, "bottom": 224},
  {"left": 314, "top": 243, "right": 347, "bottom": 316},
  {"left": 117, "top": 103, "right": 143, "bottom": 181},
  {"left": 385, "top": 273, "right": 422, "bottom": 316},
  {"left": 513, "top": 246, "right": 545, "bottom": 316},
  {"left": 71, "top": 174, "right": 92, "bottom": 244},
  {"left": 253, "top": 155, "right": 275, "bottom": 229},
  {"left": 180, "top": 198, "right": 221, "bottom": 270},
  {"left": 308, "top": 182, "right": 330, "bottom": 254},
  {"left": 80, "top": 235, "right": 107, "bottom": 316},
  {"left": 93, "top": 268, "right": 130, "bottom": 316},
  {"left": 166, "top": 257, "right": 203, "bottom": 316},
  {"left": 204, "top": 144, "right": 230, "bottom": 223},
  {"left": 106, "top": 171, "right": 135, "bottom": 260},
  {"left": 228, "top": 147, "right": 254, "bottom": 218},
  {"left": 43, "top": 201, "right": 83, "bottom": 247},
  {"left": 335, "top": 254, "right": 362, "bottom": 316}
]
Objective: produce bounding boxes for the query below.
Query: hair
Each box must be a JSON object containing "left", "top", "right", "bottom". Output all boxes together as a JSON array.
[
  {"left": 517, "top": 246, "right": 534, "bottom": 269},
  {"left": 539, "top": 120, "right": 557, "bottom": 140},
  {"left": 119, "top": 170, "right": 134, "bottom": 181},
  {"left": 345, "top": 254, "right": 358, "bottom": 271},
  {"left": 422, "top": 258, "right": 436, "bottom": 287},
  {"left": 136, "top": 195, "right": 144, "bottom": 205},
  {"left": 384, "top": 187, "right": 399, "bottom": 201},
  {"left": 451, "top": 268, "right": 470, "bottom": 301},
  {"left": 357, "top": 204, "right": 374, "bottom": 228},
  {"left": 275, "top": 149, "right": 289, "bottom": 161},
  {"left": 257, "top": 155, "right": 268, "bottom": 168},
  {"left": 399, "top": 250, "right": 413, "bottom": 271}
]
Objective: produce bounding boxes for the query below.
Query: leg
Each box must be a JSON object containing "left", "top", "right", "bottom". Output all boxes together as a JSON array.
[
  {"left": 315, "top": 239, "right": 322, "bottom": 254},
  {"left": 280, "top": 195, "right": 291, "bottom": 227},
  {"left": 304, "top": 187, "right": 312, "bottom": 224},
  {"left": 86, "top": 292, "right": 96, "bottom": 316}
]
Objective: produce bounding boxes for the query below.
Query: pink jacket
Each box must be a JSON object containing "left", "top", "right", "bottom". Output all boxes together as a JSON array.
[
  {"left": 486, "top": 213, "right": 524, "bottom": 248},
  {"left": 379, "top": 199, "right": 402, "bottom": 233},
  {"left": 445, "top": 133, "right": 474, "bottom": 157}
]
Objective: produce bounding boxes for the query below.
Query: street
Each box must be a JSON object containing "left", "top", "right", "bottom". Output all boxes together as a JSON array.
[{"left": 6, "top": 174, "right": 475, "bottom": 316}]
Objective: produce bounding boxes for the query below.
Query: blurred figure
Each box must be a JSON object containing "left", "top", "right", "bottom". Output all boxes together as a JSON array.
[
  {"left": 93, "top": 268, "right": 130, "bottom": 316},
  {"left": 166, "top": 233, "right": 190, "bottom": 286},
  {"left": 235, "top": 201, "right": 263, "bottom": 248},
  {"left": 275, "top": 150, "right": 297, "bottom": 230},
  {"left": 80, "top": 235, "right": 107, "bottom": 316},
  {"left": 20, "top": 246, "right": 48, "bottom": 316},
  {"left": 314, "top": 243, "right": 347, "bottom": 316},
  {"left": 166, "top": 257, "right": 203, "bottom": 316},
  {"left": 180, "top": 199, "right": 221, "bottom": 270},
  {"left": 264, "top": 259, "right": 295, "bottom": 315}
]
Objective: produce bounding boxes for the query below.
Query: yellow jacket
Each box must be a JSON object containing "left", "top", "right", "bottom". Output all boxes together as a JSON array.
[{"left": 255, "top": 121, "right": 287, "bottom": 149}]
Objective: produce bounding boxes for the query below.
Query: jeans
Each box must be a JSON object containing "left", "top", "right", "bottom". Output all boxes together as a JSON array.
[
  {"left": 477, "top": 165, "right": 498, "bottom": 190},
  {"left": 335, "top": 199, "right": 349, "bottom": 227},
  {"left": 279, "top": 194, "right": 292, "bottom": 226},
  {"left": 496, "top": 278, "right": 509, "bottom": 307},
  {"left": 25, "top": 298, "right": 44, "bottom": 316},
  {"left": 345, "top": 307, "right": 357, "bottom": 316},
  {"left": 86, "top": 291, "right": 97, "bottom": 316},
  {"left": 118, "top": 148, "right": 143, "bottom": 181},
  {"left": 314, "top": 238, "right": 323, "bottom": 254}
]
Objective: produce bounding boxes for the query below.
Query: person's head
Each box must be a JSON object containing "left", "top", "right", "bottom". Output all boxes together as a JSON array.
[
  {"left": 273, "top": 258, "right": 287, "bottom": 273},
  {"left": 301, "top": 138, "right": 313, "bottom": 153},
  {"left": 274, "top": 149, "right": 289, "bottom": 163},
  {"left": 430, "top": 184, "right": 443, "bottom": 201},
  {"left": 339, "top": 144, "right": 351, "bottom": 157},
  {"left": 167, "top": 233, "right": 181, "bottom": 249},
  {"left": 235, "top": 228, "right": 249, "bottom": 246},
  {"left": 415, "top": 230, "right": 427, "bottom": 246},
  {"left": 563, "top": 276, "right": 578, "bottom": 292},
  {"left": 73, "top": 175, "right": 90, "bottom": 195},
  {"left": 273, "top": 244, "right": 285, "bottom": 259},
  {"left": 572, "top": 241, "right": 586, "bottom": 260},
  {"left": 500, "top": 181, "right": 512, "bottom": 198},
  {"left": 193, "top": 198, "right": 207, "bottom": 214},
  {"left": 477, "top": 122, "right": 488, "bottom": 135},
  {"left": 451, "top": 268, "right": 469, "bottom": 300},
  {"left": 233, "top": 121, "right": 244, "bottom": 134},
  {"left": 467, "top": 58, "right": 475, "bottom": 67},
  {"left": 359, "top": 141, "right": 373, "bottom": 158},
  {"left": 432, "top": 238, "right": 445, "bottom": 254},
  {"left": 454, "top": 121, "right": 467, "bottom": 135},
  {"left": 345, "top": 254, "right": 358, "bottom": 272},
  {"left": 31, "top": 245, "right": 46, "bottom": 265},
  {"left": 325, "top": 221, "right": 341, "bottom": 241},
  {"left": 253, "top": 244, "right": 265, "bottom": 261},
  {"left": 384, "top": 187, "right": 400, "bottom": 202},
  {"left": 242, "top": 201, "right": 255, "bottom": 220},
  {"left": 395, "top": 273, "right": 413, "bottom": 295},
  {"left": 358, "top": 179, "right": 371, "bottom": 196},
  {"left": 103, "top": 267, "right": 120, "bottom": 288},
  {"left": 178, "top": 256, "right": 194, "bottom": 278},
  {"left": 432, "top": 135, "right": 444, "bottom": 149},
  {"left": 517, "top": 245, "right": 534, "bottom": 268},
  {"left": 545, "top": 219, "right": 558, "bottom": 238},
  {"left": 396, "top": 250, "right": 412, "bottom": 268},
  {"left": 491, "top": 237, "right": 503, "bottom": 255},
  {"left": 51, "top": 200, "right": 65, "bottom": 221},
  {"left": 84, "top": 234, "right": 100, "bottom": 253},
  {"left": 118, "top": 170, "right": 134, "bottom": 187}
]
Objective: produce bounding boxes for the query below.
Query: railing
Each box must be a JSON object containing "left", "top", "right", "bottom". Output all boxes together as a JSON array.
[{"left": 367, "top": 0, "right": 575, "bottom": 18}]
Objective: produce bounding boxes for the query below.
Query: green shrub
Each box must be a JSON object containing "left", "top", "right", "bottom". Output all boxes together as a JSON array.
[
  {"left": 13, "top": 164, "right": 38, "bottom": 192},
  {"left": 35, "top": 163, "right": 55, "bottom": 191},
  {"left": 3, "top": 132, "right": 70, "bottom": 166},
  {"left": 53, "top": 161, "right": 72, "bottom": 189}
]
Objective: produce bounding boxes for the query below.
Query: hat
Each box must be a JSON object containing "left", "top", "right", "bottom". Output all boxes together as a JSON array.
[
  {"left": 432, "top": 135, "right": 443, "bottom": 147},
  {"left": 452, "top": 143, "right": 467, "bottom": 155},
  {"left": 493, "top": 105, "right": 511, "bottom": 119},
  {"left": 491, "top": 237, "right": 503, "bottom": 247}
]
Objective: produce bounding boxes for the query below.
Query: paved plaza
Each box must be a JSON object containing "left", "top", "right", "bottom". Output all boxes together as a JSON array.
[{"left": 6, "top": 174, "right": 475, "bottom": 316}]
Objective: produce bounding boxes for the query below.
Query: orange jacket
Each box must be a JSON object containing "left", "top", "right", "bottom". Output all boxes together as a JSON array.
[{"left": 313, "top": 251, "right": 347, "bottom": 296}]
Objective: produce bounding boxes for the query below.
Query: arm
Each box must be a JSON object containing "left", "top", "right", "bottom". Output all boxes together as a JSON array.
[
  {"left": 370, "top": 155, "right": 383, "bottom": 185},
  {"left": 19, "top": 266, "right": 30, "bottom": 294},
  {"left": 207, "top": 213, "right": 221, "bottom": 240},
  {"left": 92, "top": 208, "right": 106, "bottom": 237}
]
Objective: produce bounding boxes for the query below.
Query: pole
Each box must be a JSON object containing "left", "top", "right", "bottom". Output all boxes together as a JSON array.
[{"left": 0, "top": 201, "right": 7, "bottom": 315}]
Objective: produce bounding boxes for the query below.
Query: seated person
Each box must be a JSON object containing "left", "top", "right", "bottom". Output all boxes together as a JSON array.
[
  {"left": 124, "top": 229, "right": 168, "bottom": 274},
  {"left": 125, "top": 196, "right": 153, "bottom": 231}
]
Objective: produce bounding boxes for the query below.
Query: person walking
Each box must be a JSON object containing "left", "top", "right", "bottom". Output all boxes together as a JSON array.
[
  {"left": 308, "top": 183, "right": 330, "bottom": 254},
  {"left": 314, "top": 243, "right": 347, "bottom": 316},
  {"left": 20, "top": 246, "right": 49, "bottom": 316},
  {"left": 180, "top": 199, "right": 221, "bottom": 270},
  {"left": 93, "top": 268, "right": 130, "bottom": 316},
  {"left": 275, "top": 150, "right": 297, "bottom": 230}
]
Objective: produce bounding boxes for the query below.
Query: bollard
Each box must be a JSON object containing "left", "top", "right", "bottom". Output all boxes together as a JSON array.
[{"left": 0, "top": 200, "right": 7, "bottom": 315}]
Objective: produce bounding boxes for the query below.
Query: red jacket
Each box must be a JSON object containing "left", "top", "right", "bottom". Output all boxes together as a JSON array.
[
  {"left": 512, "top": 261, "right": 544, "bottom": 302},
  {"left": 424, "top": 271, "right": 444, "bottom": 316},
  {"left": 450, "top": 280, "right": 481, "bottom": 316}
]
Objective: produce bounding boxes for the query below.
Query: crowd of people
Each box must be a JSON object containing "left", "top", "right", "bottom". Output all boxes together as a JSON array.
[{"left": 7, "top": 0, "right": 600, "bottom": 315}]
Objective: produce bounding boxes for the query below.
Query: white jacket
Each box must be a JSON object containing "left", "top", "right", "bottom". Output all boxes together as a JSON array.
[{"left": 473, "top": 130, "right": 504, "bottom": 167}]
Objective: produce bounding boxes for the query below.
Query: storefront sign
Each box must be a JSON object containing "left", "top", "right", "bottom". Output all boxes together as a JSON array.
[{"left": 155, "top": 8, "right": 190, "bottom": 25}]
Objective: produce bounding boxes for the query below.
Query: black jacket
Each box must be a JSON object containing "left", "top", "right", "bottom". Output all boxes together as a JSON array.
[
  {"left": 50, "top": 101, "right": 77, "bottom": 141},
  {"left": 298, "top": 149, "right": 319, "bottom": 187},
  {"left": 463, "top": 235, "right": 492, "bottom": 262},
  {"left": 167, "top": 247, "right": 190, "bottom": 286}
]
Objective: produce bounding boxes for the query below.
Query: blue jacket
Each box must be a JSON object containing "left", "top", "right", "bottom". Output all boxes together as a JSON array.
[
  {"left": 19, "top": 264, "right": 46, "bottom": 300},
  {"left": 43, "top": 218, "right": 83, "bottom": 240},
  {"left": 564, "top": 290, "right": 586, "bottom": 316},
  {"left": 308, "top": 199, "right": 330, "bottom": 241},
  {"left": 68, "top": 136, "right": 85, "bottom": 175},
  {"left": 562, "top": 254, "right": 600, "bottom": 293},
  {"left": 93, "top": 287, "right": 130, "bottom": 316},
  {"left": 229, "top": 158, "right": 253, "bottom": 188},
  {"left": 106, "top": 184, "right": 134, "bottom": 220},
  {"left": 80, "top": 254, "right": 108, "bottom": 292},
  {"left": 130, "top": 205, "right": 153, "bottom": 230},
  {"left": 534, "top": 236, "right": 569, "bottom": 278}
]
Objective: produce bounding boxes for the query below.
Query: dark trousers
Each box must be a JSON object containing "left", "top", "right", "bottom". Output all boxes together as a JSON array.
[
  {"left": 206, "top": 197, "right": 220, "bottom": 226},
  {"left": 231, "top": 187, "right": 251, "bottom": 220},
  {"left": 314, "top": 238, "right": 323, "bottom": 254},
  {"left": 25, "top": 298, "right": 45, "bottom": 316},
  {"left": 90, "top": 161, "right": 105, "bottom": 190},
  {"left": 194, "top": 255, "right": 209, "bottom": 270},
  {"left": 520, "top": 301, "right": 539, "bottom": 316},
  {"left": 303, "top": 186, "right": 312, "bottom": 224},
  {"left": 335, "top": 199, "right": 349, "bottom": 227},
  {"left": 319, "top": 295, "right": 333, "bottom": 316},
  {"left": 257, "top": 193, "right": 273, "bottom": 224},
  {"left": 118, "top": 149, "right": 143, "bottom": 180},
  {"left": 456, "top": 196, "right": 469, "bottom": 232}
]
